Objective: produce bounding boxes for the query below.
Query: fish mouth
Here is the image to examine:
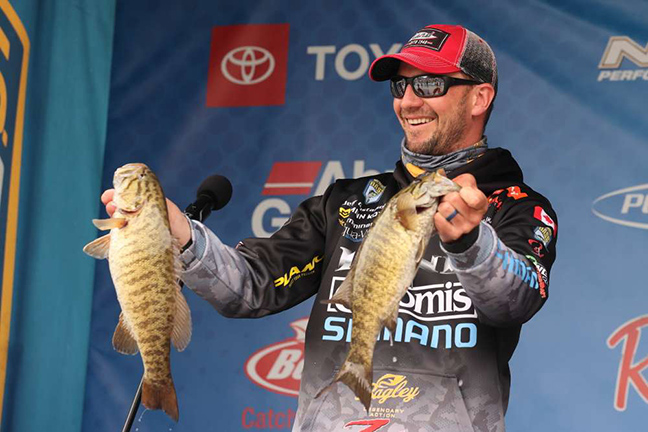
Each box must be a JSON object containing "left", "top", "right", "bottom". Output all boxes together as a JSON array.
[
  {"left": 413, "top": 195, "right": 436, "bottom": 212},
  {"left": 119, "top": 202, "right": 145, "bottom": 216}
]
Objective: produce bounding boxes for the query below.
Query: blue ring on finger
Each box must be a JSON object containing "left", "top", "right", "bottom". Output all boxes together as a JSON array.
[{"left": 445, "top": 209, "right": 459, "bottom": 222}]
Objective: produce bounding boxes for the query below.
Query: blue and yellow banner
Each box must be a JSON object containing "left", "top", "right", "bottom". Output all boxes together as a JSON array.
[{"left": 0, "top": 0, "right": 28, "bottom": 425}]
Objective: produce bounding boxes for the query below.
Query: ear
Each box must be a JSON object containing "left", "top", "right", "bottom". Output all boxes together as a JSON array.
[{"left": 470, "top": 84, "right": 495, "bottom": 117}]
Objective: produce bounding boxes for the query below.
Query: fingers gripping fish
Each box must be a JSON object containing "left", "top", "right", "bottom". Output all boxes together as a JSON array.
[
  {"left": 316, "top": 169, "right": 460, "bottom": 411},
  {"left": 83, "top": 163, "right": 191, "bottom": 422}
]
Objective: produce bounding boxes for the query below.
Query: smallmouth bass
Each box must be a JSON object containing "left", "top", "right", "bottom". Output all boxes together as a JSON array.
[
  {"left": 83, "top": 163, "right": 191, "bottom": 422},
  {"left": 317, "top": 169, "right": 460, "bottom": 411}
]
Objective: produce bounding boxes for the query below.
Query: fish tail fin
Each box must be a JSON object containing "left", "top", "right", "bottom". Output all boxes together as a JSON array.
[
  {"left": 142, "top": 378, "right": 179, "bottom": 422},
  {"left": 315, "top": 358, "right": 373, "bottom": 412}
]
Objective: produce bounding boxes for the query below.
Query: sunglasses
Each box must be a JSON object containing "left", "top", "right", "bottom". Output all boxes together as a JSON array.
[{"left": 390, "top": 74, "right": 482, "bottom": 98}]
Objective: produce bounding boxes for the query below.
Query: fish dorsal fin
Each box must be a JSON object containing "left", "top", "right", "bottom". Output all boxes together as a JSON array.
[
  {"left": 112, "top": 312, "right": 139, "bottom": 355},
  {"left": 93, "top": 218, "right": 127, "bottom": 230},
  {"left": 172, "top": 289, "right": 192, "bottom": 351},
  {"left": 396, "top": 192, "right": 417, "bottom": 231},
  {"left": 83, "top": 234, "right": 111, "bottom": 259}
]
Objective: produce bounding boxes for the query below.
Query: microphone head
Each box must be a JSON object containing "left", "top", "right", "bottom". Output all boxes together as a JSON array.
[{"left": 197, "top": 175, "right": 233, "bottom": 211}]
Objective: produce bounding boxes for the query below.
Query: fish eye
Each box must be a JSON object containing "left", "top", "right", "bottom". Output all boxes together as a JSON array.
[{"left": 138, "top": 173, "right": 146, "bottom": 179}]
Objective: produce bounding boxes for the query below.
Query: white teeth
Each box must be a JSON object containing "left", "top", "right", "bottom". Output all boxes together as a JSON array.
[{"left": 406, "top": 118, "right": 433, "bottom": 125}]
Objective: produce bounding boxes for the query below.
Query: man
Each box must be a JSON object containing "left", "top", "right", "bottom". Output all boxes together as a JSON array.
[{"left": 103, "top": 24, "right": 557, "bottom": 432}]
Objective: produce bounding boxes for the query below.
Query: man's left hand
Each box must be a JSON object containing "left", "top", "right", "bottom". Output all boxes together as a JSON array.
[{"left": 434, "top": 174, "right": 489, "bottom": 243}]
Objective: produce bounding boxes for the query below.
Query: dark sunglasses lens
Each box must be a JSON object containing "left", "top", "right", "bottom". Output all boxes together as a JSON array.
[
  {"left": 413, "top": 76, "right": 445, "bottom": 97},
  {"left": 390, "top": 78, "right": 407, "bottom": 98}
]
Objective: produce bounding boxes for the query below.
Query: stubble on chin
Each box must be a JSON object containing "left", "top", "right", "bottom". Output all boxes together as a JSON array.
[
  {"left": 404, "top": 98, "right": 468, "bottom": 156},
  {"left": 407, "top": 133, "right": 445, "bottom": 156},
  {"left": 404, "top": 122, "right": 465, "bottom": 156}
]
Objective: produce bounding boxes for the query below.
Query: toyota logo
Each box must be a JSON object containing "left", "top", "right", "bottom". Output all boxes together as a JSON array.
[{"left": 221, "top": 46, "right": 275, "bottom": 85}]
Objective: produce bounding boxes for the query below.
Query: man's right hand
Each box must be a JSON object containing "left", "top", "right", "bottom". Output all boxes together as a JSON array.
[{"left": 101, "top": 189, "right": 192, "bottom": 247}]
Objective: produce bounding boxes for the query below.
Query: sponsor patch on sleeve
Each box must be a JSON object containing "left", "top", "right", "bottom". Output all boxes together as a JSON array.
[
  {"left": 526, "top": 255, "right": 548, "bottom": 299},
  {"left": 363, "top": 179, "right": 386, "bottom": 204},
  {"left": 506, "top": 186, "right": 528, "bottom": 200},
  {"left": 487, "top": 189, "right": 506, "bottom": 210},
  {"left": 527, "top": 239, "right": 547, "bottom": 258},
  {"left": 534, "top": 206, "right": 557, "bottom": 233},
  {"left": 533, "top": 226, "right": 553, "bottom": 247}
]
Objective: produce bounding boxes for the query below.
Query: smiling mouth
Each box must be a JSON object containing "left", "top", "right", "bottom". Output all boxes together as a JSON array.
[{"left": 405, "top": 117, "right": 435, "bottom": 126}]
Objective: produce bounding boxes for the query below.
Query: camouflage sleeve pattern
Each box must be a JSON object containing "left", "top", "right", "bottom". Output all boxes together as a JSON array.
[
  {"left": 180, "top": 220, "right": 265, "bottom": 317},
  {"left": 441, "top": 192, "right": 557, "bottom": 327},
  {"left": 180, "top": 193, "right": 329, "bottom": 318}
]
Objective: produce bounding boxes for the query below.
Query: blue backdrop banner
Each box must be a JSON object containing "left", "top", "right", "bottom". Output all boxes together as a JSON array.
[{"left": 83, "top": 1, "right": 648, "bottom": 431}]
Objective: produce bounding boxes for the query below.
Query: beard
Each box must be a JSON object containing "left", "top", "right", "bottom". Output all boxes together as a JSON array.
[{"left": 404, "top": 93, "right": 469, "bottom": 156}]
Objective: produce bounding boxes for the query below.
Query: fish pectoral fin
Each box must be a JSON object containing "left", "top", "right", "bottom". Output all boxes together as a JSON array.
[
  {"left": 83, "top": 234, "right": 111, "bottom": 259},
  {"left": 321, "top": 273, "right": 354, "bottom": 309},
  {"left": 396, "top": 193, "right": 417, "bottom": 231},
  {"left": 384, "top": 303, "right": 400, "bottom": 347},
  {"left": 385, "top": 305, "right": 399, "bottom": 335},
  {"left": 92, "top": 218, "right": 128, "bottom": 230},
  {"left": 112, "top": 313, "right": 139, "bottom": 355},
  {"left": 172, "top": 289, "right": 192, "bottom": 352}
]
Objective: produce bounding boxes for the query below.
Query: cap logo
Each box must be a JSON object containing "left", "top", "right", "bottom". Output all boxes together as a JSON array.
[{"left": 404, "top": 28, "right": 450, "bottom": 52}]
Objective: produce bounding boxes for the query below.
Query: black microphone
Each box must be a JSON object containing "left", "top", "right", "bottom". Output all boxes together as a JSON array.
[{"left": 184, "top": 174, "right": 233, "bottom": 222}]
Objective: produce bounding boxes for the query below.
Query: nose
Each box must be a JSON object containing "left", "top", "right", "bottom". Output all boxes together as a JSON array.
[{"left": 399, "top": 83, "right": 424, "bottom": 109}]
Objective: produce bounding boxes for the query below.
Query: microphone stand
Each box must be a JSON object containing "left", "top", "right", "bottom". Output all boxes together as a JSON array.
[
  {"left": 121, "top": 377, "right": 144, "bottom": 432},
  {"left": 121, "top": 201, "right": 214, "bottom": 432}
]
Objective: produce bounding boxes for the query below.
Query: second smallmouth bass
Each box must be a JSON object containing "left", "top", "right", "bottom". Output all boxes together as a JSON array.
[{"left": 317, "top": 169, "right": 460, "bottom": 411}]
